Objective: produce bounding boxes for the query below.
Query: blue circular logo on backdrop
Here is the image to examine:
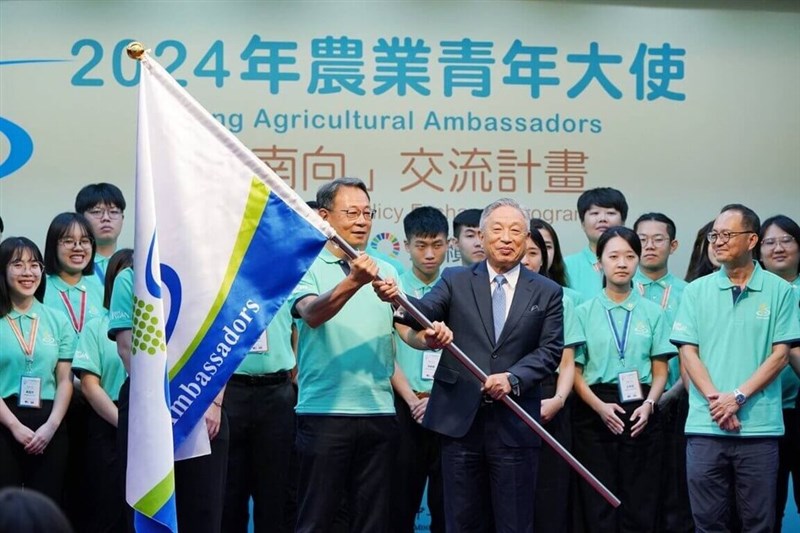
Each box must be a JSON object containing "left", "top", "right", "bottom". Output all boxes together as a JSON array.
[{"left": 0, "top": 117, "right": 34, "bottom": 179}]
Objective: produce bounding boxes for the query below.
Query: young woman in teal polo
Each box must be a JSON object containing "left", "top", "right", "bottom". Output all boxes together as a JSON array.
[
  {"left": 0, "top": 237, "right": 76, "bottom": 504},
  {"left": 572, "top": 226, "right": 674, "bottom": 533}
]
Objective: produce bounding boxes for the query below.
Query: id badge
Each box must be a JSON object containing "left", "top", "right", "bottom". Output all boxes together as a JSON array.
[
  {"left": 617, "top": 370, "right": 644, "bottom": 403},
  {"left": 421, "top": 350, "right": 442, "bottom": 380},
  {"left": 251, "top": 331, "right": 269, "bottom": 353},
  {"left": 19, "top": 376, "right": 42, "bottom": 409}
]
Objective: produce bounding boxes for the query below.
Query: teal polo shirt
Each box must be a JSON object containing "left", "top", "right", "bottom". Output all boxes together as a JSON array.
[
  {"left": 235, "top": 301, "right": 295, "bottom": 375},
  {"left": 780, "top": 277, "right": 800, "bottom": 409},
  {"left": 563, "top": 293, "right": 582, "bottom": 348},
  {"left": 73, "top": 314, "right": 127, "bottom": 401},
  {"left": 671, "top": 263, "right": 800, "bottom": 437},
  {"left": 0, "top": 300, "right": 77, "bottom": 400},
  {"left": 634, "top": 270, "right": 688, "bottom": 388},
  {"left": 94, "top": 253, "right": 111, "bottom": 286},
  {"left": 44, "top": 274, "right": 105, "bottom": 335},
  {"left": 564, "top": 247, "right": 602, "bottom": 303},
  {"left": 289, "top": 248, "right": 398, "bottom": 415},
  {"left": 563, "top": 286, "right": 583, "bottom": 308},
  {"left": 367, "top": 247, "right": 406, "bottom": 277},
  {"left": 108, "top": 268, "right": 134, "bottom": 338},
  {"left": 395, "top": 270, "right": 439, "bottom": 393},
  {"left": 574, "top": 291, "right": 675, "bottom": 386}
]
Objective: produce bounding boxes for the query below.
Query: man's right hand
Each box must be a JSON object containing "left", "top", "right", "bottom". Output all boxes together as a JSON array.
[{"left": 347, "top": 253, "right": 379, "bottom": 286}]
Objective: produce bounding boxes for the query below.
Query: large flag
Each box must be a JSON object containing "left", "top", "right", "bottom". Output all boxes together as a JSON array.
[{"left": 129, "top": 47, "right": 332, "bottom": 532}]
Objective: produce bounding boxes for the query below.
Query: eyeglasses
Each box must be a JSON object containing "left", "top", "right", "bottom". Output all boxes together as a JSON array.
[
  {"left": 86, "top": 207, "right": 123, "bottom": 220},
  {"left": 761, "top": 235, "right": 796, "bottom": 249},
  {"left": 339, "top": 209, "right": 374, "bottom": 221},
  {"left": 58, "top": 237, "right": 93, "bottom": 248},
  {"left": 706, "top": 231, "right": 755, "bottom": 245},
  {"left": 638, "top": 235, "right": 670, "bottom": 247},
  {"left": 8, "top": 261, "right": 44, "bottom": 275}
]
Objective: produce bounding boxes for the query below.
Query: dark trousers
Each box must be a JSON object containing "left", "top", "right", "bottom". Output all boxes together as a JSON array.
[
  {"left": 84, "top": 408, "right": 126, "bottom": 533},
  {"left": 776, "top": 408, "right": 800, "bottom": 532},
  {"left": 222, "top": 374, "right": 296, "bottom": 533},
  {"left": 390, "top": 394, "right": 444, "bottom": 533},
  {"left": 657, "top": 391, "right": 694, "bottom": 533},
  {"left": 686, "top": 436, "right": 779, "bottom": 533},
  {"left": 118, "top": 378, "right": 230, "bottom": 533},
  {"left": 440, "top": 403, "right": 539, "bottom": 533},
  {"left": 295, "top": 414, "right": 397, "bottom": 533},
  {"left": 534, "top": 376, "right": 572, "bottom": 533},
  {"left": 0, "top": 398, "right": 68, "bottom": 505},
  {"left": 62, "top": 387, "right": 90, "bottom": 530},
  {"left": 572, "top": 384, "right": 663, "bottom": 533}
]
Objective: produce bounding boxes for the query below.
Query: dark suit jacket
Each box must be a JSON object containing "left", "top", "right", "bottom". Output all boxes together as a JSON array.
[{"left": 407, "top": 261, "right": 563, "bottom": 447}]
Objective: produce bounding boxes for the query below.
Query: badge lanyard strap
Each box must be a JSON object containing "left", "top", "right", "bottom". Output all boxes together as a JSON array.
[
  {"left": 59, "top": 290, "right": 87, "bottom": 333},
  {"left": 605, "top": 308, "right": 631, "bottom": 364},
  {"left": 5, "top": 316, "right": 39, "bottom": 373},
  {"left": 636, "top": 282, "right": 671, "bottom": 310}
]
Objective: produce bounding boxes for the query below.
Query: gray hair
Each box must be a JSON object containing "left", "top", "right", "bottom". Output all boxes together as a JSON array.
[
  {"left": 316, "top": 177, "right": 370, "bottom": 210},
  {"left": 479, "top": 198, "right": 528, "bottom": 231}
]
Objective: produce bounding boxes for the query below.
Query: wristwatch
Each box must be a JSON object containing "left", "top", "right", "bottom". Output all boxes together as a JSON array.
[
  {"left": 733, "top": 388, "right": 747, "bottom": 406},
  {"left": 506, "top": 372, "right": 521, "bottom": 396}
]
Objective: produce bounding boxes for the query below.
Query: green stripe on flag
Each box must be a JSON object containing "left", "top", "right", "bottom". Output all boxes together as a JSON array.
[
  {"left": 170, "top": 177, "right": 270, "bottom": 378},
  {"left": 135, "top": 468, "right": 175, "bottom": 516}
]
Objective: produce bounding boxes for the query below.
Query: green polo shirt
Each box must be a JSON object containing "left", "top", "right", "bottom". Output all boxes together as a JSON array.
[
  {"left": 574, "top": 291, "right": 675, "bottom": 386},
  {"left": 44, "top": 274, "right": 105, "bottom": 336},
  {"left": 634, "top": 270, "right": 688, "bottom": 388},
  {"left": 671, "top": 263, "right": 800, "bottom": 437},
  {"left": 288, "top": 248, "right": 398, "bottom": 415},
  {"left": 563, "top": 294, "right": 582, "bottom": 348},
  {"left": 94, "top": 253, "right": 111, "bottom": 286},
  {"left": 235, "top": 301, "right": 295, "bottom": 375},
  {"left": 780, "top": 277, "right": 800, "bottom": 409},
  {"left": 395, "top": 270, "right": 440, "bottom": 393},
  {"left": 0, "top": 300, "right": 77, "bottom": 400},
  {"left": 564, "top": 246, "right": 602, "bottom": 303},
  {"left": 108, "top": 268, "right": 134, "bottom": 338},
  {"left": 73, "top": 314, "right": 127, "bottom": 401}
]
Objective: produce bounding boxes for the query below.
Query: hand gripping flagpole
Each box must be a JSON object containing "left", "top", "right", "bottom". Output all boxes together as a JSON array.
[{"left": 126, "top": 41, "right": 619, "bottom": 510}]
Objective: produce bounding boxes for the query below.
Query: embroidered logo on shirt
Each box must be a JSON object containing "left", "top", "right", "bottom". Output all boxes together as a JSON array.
[
  {"left": 633, "top": 321, "right": 651, "bottom": 336},
  {"left": 755, "top": 304, "right": 771, "bottom": 319},
  {"left": 41, "top": 332, "right": 58, "bottom": 346},
  {"left": 673, "top": 321, "right": 687, "bottom": 332}
]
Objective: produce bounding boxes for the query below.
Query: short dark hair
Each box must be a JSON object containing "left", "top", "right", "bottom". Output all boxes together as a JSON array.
[
  {"left": 316, "top": 178, "right": 370, "bottom": 210},
  {"left": 0, "top": 237, "right": 47, "bottom": 317},
  {"left": 306, "top": 200, "right": 319, "bottom": 211},
  {"left": 0, "top": 487, "right": 73, "bottom": 533},
  {"left": 103, "top": 248, "right": 134, "bottom": 309},
  {"left": 0, "top": 215, "right": 4, "bottom": 234},
  {"left": 452, "top": 209, "right": 482, "bottom": 239},
  {"left": 685, "top": 220, "right": 717, "bottom": 282},
  {"left": 596, "top": 226, "right": 642, "bottom": 259},
  {"left": 404, "top": 206, "right": 448, "bottom": 240},
  {"left": 577, "top": 187, "right": 628, "bottom": 222},
  {"left": 528, "top": 225, "right": 550, "bottom": 277},
  {"left": 720, "top": 203, "right": 760, "bottom": 234},
  {"left": 530, "top": 218, "right": 567, "bottom": 287},
  {"left": 758, "top": 215, "right": 800, "bottom": 275},
  {"left": 44, "top": 213, "right": 96, "bottom": 276},
  {"left": 633, "top": 212, "right": 677, "bottom": 241},
  {"left": 75, "top": 183, "right": 126, "bottom": 213}
]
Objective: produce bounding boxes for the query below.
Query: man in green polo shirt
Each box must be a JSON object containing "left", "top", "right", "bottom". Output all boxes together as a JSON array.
[
  {"left": 564, "top": 187, "right": 628, "bottom": 302},
  {"left": 671, "top": 204, "right": 800, "bottom": 533},
  {"left": 390, "top": 206, "right": 448, "bottom": 533}
]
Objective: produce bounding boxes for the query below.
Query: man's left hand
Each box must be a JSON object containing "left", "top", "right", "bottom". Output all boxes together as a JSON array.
[{"left": 709, "top": 392, "right": 739, "bottom": 426}]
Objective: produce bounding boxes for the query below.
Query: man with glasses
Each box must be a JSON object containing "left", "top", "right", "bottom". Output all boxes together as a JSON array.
[
  {"left": 633, "top": 212, "right": 692, "bottom": 532},
  {"left": 671, "top": 204, "right": 800, "bottom": 533},
  {"left": 74, "top": 183, "right": 126, "bottom": 285},
  {"left": 289, "top": 178, "right": 448, "bottom": 532}
]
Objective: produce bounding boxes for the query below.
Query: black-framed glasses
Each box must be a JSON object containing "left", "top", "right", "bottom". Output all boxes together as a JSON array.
[
  {"left": 338, "top": 209, "right": 374, "bottom": 220},
  {"left": 706, "top": 230, "right": 755, "bottom": 244},
  {"left": 86, "top": 207, "right": 124, "bottom": 220}
]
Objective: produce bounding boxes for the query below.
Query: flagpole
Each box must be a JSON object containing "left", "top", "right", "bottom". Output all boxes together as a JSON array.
[
  {"left": 329, "top": 233, "right": 621, "bottom": 508},
  {"left": 126, "top": 41, "right": 619, "bottom": 509}
]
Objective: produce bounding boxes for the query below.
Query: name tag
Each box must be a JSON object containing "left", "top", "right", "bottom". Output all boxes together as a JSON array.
[
  {"left": 421, "top": 350, "right": 442, "bottom": 380},
  {"left": 617, "top": 370, "right": 644, "bottom": 403},
  {"left": 251, "top": 331, "right": 269, "bottom": 353},
  {"left": 19, "top": 376, "right": 42, "bottom": 409}
]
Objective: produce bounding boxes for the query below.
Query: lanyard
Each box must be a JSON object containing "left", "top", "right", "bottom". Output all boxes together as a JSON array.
[
  {"left": 6, "top": 316, "right": 39, "bottom": 372},
  {"left": 636, "top": 282, "right": 671, "bottom": 310},
  {"left": 605, "top": 308, "right": 631, "bottom": 362},
  {"left": 59, "top": 290, "right": 87, "bottom": 333}
]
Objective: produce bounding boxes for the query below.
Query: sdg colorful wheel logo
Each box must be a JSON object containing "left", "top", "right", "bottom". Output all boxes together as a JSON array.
[
  {"left": 370, "top": 232, "right": 401, "bottom": 257},
  {"left": 0, "top": 117, "right": 34, "bottom": 179}
]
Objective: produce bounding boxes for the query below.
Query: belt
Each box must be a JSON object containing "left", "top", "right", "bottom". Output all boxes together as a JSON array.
[{"left": 230, "top": 371, "right": 290, "bottom": 386}]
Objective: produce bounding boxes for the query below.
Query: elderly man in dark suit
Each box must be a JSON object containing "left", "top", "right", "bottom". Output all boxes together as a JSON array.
[{"left": 378, "top": 198, "right": 564, "bottom": 533}]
